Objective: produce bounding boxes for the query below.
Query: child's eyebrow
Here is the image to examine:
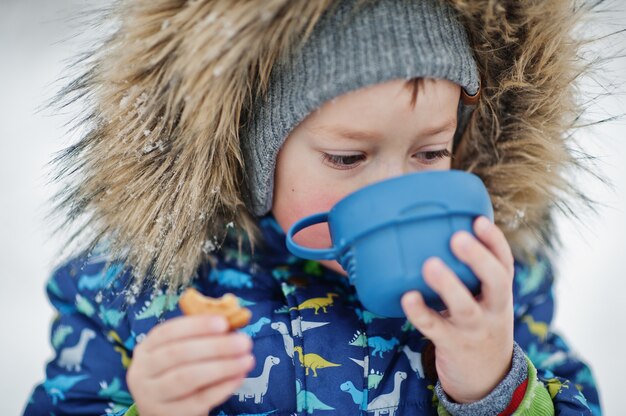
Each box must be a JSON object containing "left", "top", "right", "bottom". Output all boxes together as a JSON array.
[{"left": 309, "top": 117, "right": 457, "bottom": 141}]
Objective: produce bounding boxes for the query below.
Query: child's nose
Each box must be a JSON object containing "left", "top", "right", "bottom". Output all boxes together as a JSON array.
[{"left": 374, "top": 160, "right": 414, "bottom": 183}]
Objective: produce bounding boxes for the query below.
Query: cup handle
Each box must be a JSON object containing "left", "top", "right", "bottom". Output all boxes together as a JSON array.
[{"left": 286, "top": 212, "right": 338, "bottom": 260}]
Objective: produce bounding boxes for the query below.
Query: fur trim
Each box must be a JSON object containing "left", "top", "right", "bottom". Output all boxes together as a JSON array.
[{"left": 45, "top": 0, "right": 619, "bottom": 289}]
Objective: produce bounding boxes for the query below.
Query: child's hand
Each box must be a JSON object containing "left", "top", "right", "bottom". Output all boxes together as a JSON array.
[
  {"left": 126, "top": 314, "right": 255, "bottom": 416},
  {"left": 401, "top": 216, "right": 515, "bottom": 404}
]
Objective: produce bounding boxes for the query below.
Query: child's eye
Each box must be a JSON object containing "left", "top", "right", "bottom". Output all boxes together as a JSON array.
[
  {"left": 415, "top": 149, "right": 453, "bottom": 164},
  {"left": 320, "top": 149, "right": 452, "bottom": 170},
  {"left": 320, "top": 153, "right": 365, "bottom": 170}
]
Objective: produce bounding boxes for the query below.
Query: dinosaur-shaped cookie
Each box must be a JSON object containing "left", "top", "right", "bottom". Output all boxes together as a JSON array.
[{"left": 179, "top": 288, "right": 251, "bottom": 330}]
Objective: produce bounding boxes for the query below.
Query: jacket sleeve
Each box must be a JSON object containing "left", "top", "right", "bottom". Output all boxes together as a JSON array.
[
  {"left": 433, "top": 253, "right": 601, "bottom": 415},
  {"left": 511, "top": 253, "right": 601, "bottom": 414},
  {"left": 22, "top": 253, "right": 135, "bottom": 416}
]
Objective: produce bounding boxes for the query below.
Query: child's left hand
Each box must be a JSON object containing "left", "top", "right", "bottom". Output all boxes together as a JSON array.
[{"left": 401, "top": 216, "right": 515, "bottom": 404}]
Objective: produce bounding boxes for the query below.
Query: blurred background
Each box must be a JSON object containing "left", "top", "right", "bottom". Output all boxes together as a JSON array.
[{"left": 1, "top": 0, "right": 624, "bottom": 414}]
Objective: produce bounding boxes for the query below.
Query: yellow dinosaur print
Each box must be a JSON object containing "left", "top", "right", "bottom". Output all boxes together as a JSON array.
[
  {"left": 113, "top": 345, "right": 132, "bottom": 369},
  {"left": 289, "top": 293, "right": 339, "bottom": 315},
  {"left": 545, "top": 378, "right": 568, "bottom": 399},
  {"left": 522, "top": 315, "right": 549, "bottom": 342},
  {"left": 293, "top": 346, "right": 341, "bottom": 377},
  {"left": 108, "top": 330, "right": 132, "bottom": 369}
]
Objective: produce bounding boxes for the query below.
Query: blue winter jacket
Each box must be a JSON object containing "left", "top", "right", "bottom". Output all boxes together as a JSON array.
[{"left": 23, "top": 213, "right": 601, "bottom": 415}]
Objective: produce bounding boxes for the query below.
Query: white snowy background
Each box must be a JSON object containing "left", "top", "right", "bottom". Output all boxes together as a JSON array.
[{"left": 1, "top": 1, "right": 624, "bottom": 415}]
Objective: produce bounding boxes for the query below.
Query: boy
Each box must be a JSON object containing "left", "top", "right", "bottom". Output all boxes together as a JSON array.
[{"left": 24, "top": 0, "right": 601, "bottom": 414}]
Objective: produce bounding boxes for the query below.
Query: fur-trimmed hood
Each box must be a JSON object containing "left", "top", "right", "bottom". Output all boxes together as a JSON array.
[{"left": 46, "top": 0, "right": 612, "bottom": 290}]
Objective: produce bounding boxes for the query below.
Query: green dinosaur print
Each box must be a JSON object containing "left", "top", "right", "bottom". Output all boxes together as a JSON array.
[
  {"left": 274, "top": 305, "right": 290, "bottom": 314},
  {"left": 401, "top": 320, "right": 415, "bottom": 332},
  {"left": 75, "top": 294, "right": 96, "bottom": 317},
  {"left": 519, "top": 257, "right": 548, "bottom": 296},
  {"left": 349, "top": 330, "right": 367, "bottom": 347},
  {"left": 98, "top": 377, "right": 133, "bottom": 405},
  {"left": 99, "top": 305, "right": 125, "bottom": 328},
  {"left": 355, "top": 308, "right": 384, "bottom": 324},
  {"left": 368, "top": 368, "right": 384, "bottom": 389},
  {"left": 52, "top": 325, "right": 74, "bottom": 349},
  {"left": 135, "top": 293, "right": 180, "bottom": 320}
]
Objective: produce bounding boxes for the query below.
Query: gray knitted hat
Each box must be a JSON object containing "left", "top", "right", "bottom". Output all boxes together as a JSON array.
[{"left": 240, "top": 0, "right": 481, "bottom": 217}]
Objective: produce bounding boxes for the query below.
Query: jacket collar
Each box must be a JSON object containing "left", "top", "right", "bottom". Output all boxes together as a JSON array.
[{"left": 215, "top": 212, "right": 353, "bottom": 293}]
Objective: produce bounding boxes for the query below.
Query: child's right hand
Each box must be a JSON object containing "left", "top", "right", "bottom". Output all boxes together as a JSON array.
[{"left": 126, "top": 314, "right": 255, "bottom": 416}]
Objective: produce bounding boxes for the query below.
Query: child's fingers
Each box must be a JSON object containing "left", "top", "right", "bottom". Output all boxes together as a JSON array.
[
  {"left": 422, "top": 257, "right": 482, "bottom": 326},
  {"left": 450, "top": 230, "right": 510, "bottom": 312},
  {"left": 146, "top": 332, "right": 253, "bottom": 377},
  {"left": 155, "top": 354, "right": 255, "bottom": 401},
  {"left": 180, "top": 375, "right": 246, "bottom": 416},
  {"left": 139, "top": 314, "right": 229, "bottom": 353},
  {"left": 473, "top": 216, "right": 515, "bottom": 276},
  {"left": 401, "top": 290, "right": 449, "bottom": 342}
]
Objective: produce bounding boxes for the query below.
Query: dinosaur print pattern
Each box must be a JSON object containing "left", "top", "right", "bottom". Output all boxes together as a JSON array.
[
  {"left": 51, "top": 325, "right": 73, "bottom": 349},
  {"left": 366, "top": 371, "right": 407, "bottom": 416},
  {"left": 269, "top": 321, "right": 295, "bottom": 359},
  {"left": 210, "top": 268, "right": 254, "bottom": 289},
  {"left": 58, "top": 328, "right": 96, "bottom": 372},
  {"left": 98, "top": 377, "right": 133, "bottom": 404},
  {"left": 401, "top": 345, "right": 425, "bottom": 379},
  {"left": 43, "top": 375, "right": 89, "bottom": 405},
  {"left": 234, "top": 355, "right": 281, "bottom": 404},
  {"left": 77, "top": 263, "right": 124, "bottom": 291},
  {"left": 293, "top": 346, "right": 341, "bottom": 377},
  {"left": 24, "top": 214, "right": 601, "bottom": 415},
  {"left": 296, "top": 379, "right": 334, "bottom": 413},
  {"left": 134, "top": 292, "right": 180, "bottom": 320},
  {"left": 368, "top": 336, "right": 399, "bottom": 358},
  {"left": 289, "top": 293, "right": 339, "bottom": 314},
  {"left": 241, "top": 317, "right": 272, "bottom": 337}
]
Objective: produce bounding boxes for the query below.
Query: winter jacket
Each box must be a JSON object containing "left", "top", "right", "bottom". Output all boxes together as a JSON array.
[
  {"left": 26, "top": 0, "right": 612, "bottom": 414},
  {"left": 23, "top": 213, "right": 601, "bottom": 415}
]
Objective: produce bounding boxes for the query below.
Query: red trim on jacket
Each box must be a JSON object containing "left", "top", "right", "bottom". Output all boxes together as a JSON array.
[{"left": 498, "top": 378, "right": 529, "bottom": 416}]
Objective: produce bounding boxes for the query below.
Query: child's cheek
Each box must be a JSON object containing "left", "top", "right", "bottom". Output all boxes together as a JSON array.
[{"left": 275, "top": 190, "right": 341, "bottom": 250}]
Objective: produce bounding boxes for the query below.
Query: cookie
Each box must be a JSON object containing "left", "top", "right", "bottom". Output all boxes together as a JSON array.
[{"left": 179, "top": 288, "right": 251, "bottom": 330}]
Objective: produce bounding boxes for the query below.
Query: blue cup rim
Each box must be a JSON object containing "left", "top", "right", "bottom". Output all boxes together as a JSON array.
[{"left": 286, "top": 170, "right": 493, "bottom": 261}]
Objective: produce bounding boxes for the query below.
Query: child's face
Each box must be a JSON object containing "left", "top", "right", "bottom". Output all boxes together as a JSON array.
[{"left": 272, "top": 78, "right": 460, "bottom": 276}]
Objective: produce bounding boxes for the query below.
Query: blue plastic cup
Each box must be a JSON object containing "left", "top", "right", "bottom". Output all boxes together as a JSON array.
[{"left": 285, "top": 169, "right": 494, "bottom": 317}]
